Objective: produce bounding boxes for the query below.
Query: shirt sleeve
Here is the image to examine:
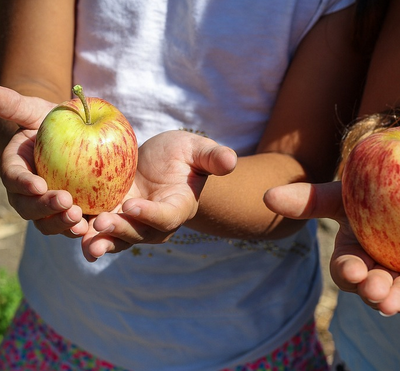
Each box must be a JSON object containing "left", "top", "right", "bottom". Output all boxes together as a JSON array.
[{"left": 323, "top": 0, "right": 355, "bottom": 15}]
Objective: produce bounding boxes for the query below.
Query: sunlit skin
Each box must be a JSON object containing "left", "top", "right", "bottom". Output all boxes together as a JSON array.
[
  {"left": 0, "top": 87, "right": 237, "bottom": 262},
  {"left": 34, "top": 86, "right": 138, "bottom": 215},
  {"left": 264, "top": 181, "right": 400, "bottom": 316},
  {"left": 342, "top": 128, "right": 400, "bottom": 272},
  {"left": 262, "top": 0, "right": 400, "bottom": 317}
]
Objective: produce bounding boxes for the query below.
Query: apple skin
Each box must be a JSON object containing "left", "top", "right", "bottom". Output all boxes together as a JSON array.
[
  {"left": 34, "top": 94, "right": 138, "bottom": 215},
  {"left": 342, "top": 127, "right": 400, "bottom": 272}
]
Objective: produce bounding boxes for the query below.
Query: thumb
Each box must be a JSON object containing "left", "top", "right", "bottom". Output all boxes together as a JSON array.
[
  {"left": 0, "top": 86, "right": 55, "bottom": 129},
  {"left": 264, "top": 181, "right": 345, "bottom": 222},
  {"left": 191, "top": 138, "right": 237, "bottom": 176},
  {"left": 193, "top": 139, "right": 237, "bottom": 176}
]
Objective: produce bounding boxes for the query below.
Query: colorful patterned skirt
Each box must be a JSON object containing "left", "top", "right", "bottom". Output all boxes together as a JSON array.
[{"left": 0, "top": 299, "right": 328, "bottom": 371}]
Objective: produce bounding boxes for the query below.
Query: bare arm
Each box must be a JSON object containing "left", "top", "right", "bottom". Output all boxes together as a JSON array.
[
  {"left": 89, "top": 5, "right": 370, "bottom": 257},
  {"left": 0, "top": 0, "right": 239, "bottom": 260},
  {"left": 0, "top": 3, "right": 369, "bottom": 259},
  {"left": 0, "top": 0, "right": 75, "bottom": 152},
  {"left": 357, "top": 0, "right": 400, "bottom": 115},
  {"left": 185, "top": 5, "right": 369, "bottom": 240},
  {"left": 0, "top": 0, "right": 75, "bottom": 102},
  {"left": 0, "top": 1, "right": 18, "bottom": 156},
  {"left": 265, "top": 0, "right": 400, "bottom": 315}
]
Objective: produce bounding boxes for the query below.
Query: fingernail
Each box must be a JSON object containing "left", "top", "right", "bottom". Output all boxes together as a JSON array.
[
  {"left": 32, "top": 178, "right": 47, "bottom": 195},
  {"left": 64, "top": 211, "right": 81, "bottom": 224},
  {"left": 50, "top": 195, "right": 68, "bottom": 210},
  {"left": 69, "top": 228, "right": 80, "bottom": 236},
  {"left": 379, "top": 311, "right": 396, "bottom": 317},
  {"left": 98, "top": 224, "right": 115, "bottom": 234},
  {"left": 86, "top": 255, "right": 98, "bottom": 263},
  {"left": 125, "top": 206, "right": 141, "bottom": 217}
]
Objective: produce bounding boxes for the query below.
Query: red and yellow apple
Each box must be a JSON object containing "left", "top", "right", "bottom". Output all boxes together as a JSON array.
[
  {"left": 342, "top": 127, "right": 400, "bottom": 272},
  {"left": 34, "top": 85, "right": 138, "bottom": 215}
]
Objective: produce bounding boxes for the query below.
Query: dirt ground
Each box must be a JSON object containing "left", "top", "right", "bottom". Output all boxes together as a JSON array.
[
  {"left": 0, "top": 181, "right": 339, "bottom": 364},
  {"left": 316, "top": 218, "right": 339, "bottom": 364}
]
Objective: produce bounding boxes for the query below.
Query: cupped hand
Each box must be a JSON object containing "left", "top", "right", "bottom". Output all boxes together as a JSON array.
[
  {"left": 0, "top": 88, "right": 237, "bottom": 261},
  {"left": 81, "top": 130, "right": 237, "bottom": 262},
  {"left": 0, "top": 86, "right": 88, "bottom": 237},
  {"left": 264, "top": 181, "right": 400, "bottom": 316}
]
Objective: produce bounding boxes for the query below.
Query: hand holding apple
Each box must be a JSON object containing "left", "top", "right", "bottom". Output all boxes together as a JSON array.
[
  {"left": 79, "top": 130, "right": 237, "bottom": 262},
  {"left": 34, "top": 85, "right": 138, "bottom": 215},
  {"left": 264, "top": 181, "right": 400, "bottom": 315},
  {"left": 342, "top": 127, "right": 400, "bottom": 272},
  {"left": 0, "top": 86, "right": 237, "bottom": 255},
  {"left": 0, "top": 86, "right": 90, "bottom": 237}
]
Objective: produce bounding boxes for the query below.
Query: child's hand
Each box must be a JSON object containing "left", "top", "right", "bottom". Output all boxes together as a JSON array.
[
  {"left": 80, "top": 130, "right": 237, "bottom": 262},
  {"left": 0, "top": 88, "right": 237, "bottom": 261},
  {"left": 264, "top": 181, "right": 400, "bottom": 316},
  {"left": 0, "top": 87, "right": 89, "bottom": 237}
]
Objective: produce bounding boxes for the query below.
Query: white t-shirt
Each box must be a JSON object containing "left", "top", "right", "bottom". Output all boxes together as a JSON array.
[
  {"left": 20, "top": 0, "right": 353, "bottom": 370},
  {"left": 330, "top": 291, "right": 400, "bottom": 371}
]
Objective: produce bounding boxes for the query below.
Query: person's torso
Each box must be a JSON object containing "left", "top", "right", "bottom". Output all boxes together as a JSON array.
[{"left": 21, "top": 0, "right": 353, "bottom": 369}]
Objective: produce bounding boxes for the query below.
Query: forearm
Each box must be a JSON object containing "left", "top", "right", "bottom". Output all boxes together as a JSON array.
[
  {"left": 0, "top": 1, "right": 75, "bottom": 151},
  {"left": 187, "top": 5, "right": 369, "bottom": 242},
  {"left": 357, "top": 0, "right": 400, "bottom": 115},
  {"left": 0, "top": 0, "right": 75, "bottom": 104},
  {"left": 185, "top": 152, "right": 309, "bottom": 240}
]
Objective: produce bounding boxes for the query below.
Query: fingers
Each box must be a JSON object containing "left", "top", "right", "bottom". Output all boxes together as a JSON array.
[
  {"left": 0, "top": 86, "right": 54, "bottom": 129},
  {"left": 2, "top": 131, "right": 86, "bottom": 235},
  {"left": 81, "top": 214, "right": 143, "bottom": 262},
  {"left": 3, "top": 133, "right": 76, "bottom": 223},
  {"left": 357, "top": 267, "right": 394, "bottom": 304},
  {"left": 121, "top": 196, "right": 194, "bottom": 231},
  {"left": 1, "top": 131, "right": 47, "bottom": 194},
  {"left": 81, "top": 208, "right": 178, "bottom": 261},
  {"left": 0, "top": 88, "right": 86, "bottom": 237},
  {"left": 2, "top": 168, "right": 47, "bottom": 197},
  {"left": 375, "top": 277, "right": 400, "bottom": 315},
  {"left": 93, "top": 212, "right": 161, "bottom": 242},
  {"left": 32, "top": 205, "right": 84, "bottom": 236},
  {"left": 8, "top": 189, "right": 85, "bottom": 236},
  {"left": 67, "top": 217, "right": 89, "bottom": 237},
  {"left": 356, "top": 269, "right": 400, "bottom": 316},
  {"left": 81, "top": 233, "right": 133, "bottom": 262},
  {"left": 264, "top": 181, "right": 400, "bottom": 314},
  {"left": 8, "top": 190, "right": 73, "bottom": 219},
  {"left": 80, "top": 192, "right": 192, "bottom": 261},
  {"left": 330, "top": 252, "right": 369, "bottom": 293},
  {"left": 193, "top": 142, "right": 237, "bottom": 176},
  {"left": 82, "top": 193, "right": 197, "bottom": 260},
  {"left": 331, "top": 238, "right": 400, "bottom": 314},
  {"left": 264, "top": 181, "right": 345, "bottom": 222},
  {"left": 77, "top": 131, "right": 236, "bottom": 261}
]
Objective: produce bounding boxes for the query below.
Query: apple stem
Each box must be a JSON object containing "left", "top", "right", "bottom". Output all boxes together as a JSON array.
[{"left": 72, "top": 85, "right": 92, "bottom": 125}]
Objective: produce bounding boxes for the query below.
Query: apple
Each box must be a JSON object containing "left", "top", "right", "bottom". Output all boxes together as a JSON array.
[
  {"left": 34, "top": 85, "right": 138, "bottom": 215},
  {"left": 342, "top": 127, "right": 400, "bottom": 272}
]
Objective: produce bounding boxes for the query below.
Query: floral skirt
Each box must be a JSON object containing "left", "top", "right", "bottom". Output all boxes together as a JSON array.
[{"left": 0, "top": 299, "right": 328, "bottom": 371}]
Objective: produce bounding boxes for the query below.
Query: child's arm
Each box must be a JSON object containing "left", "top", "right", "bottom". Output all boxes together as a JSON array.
[
  {"left": 0, "top": 2, "right": 369, "bottom": 259},
  {"left": 183, "top": 5, "right": 368, "bottom": 240},
  {"left": 265, "top": 0, "right": 400, "bottom": 316},
  {"left": 264, "top": 181, "right": 400, "bottom": 316},
  {"left": 90, "top": 5, "right": 369, "bottom": 256}
]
